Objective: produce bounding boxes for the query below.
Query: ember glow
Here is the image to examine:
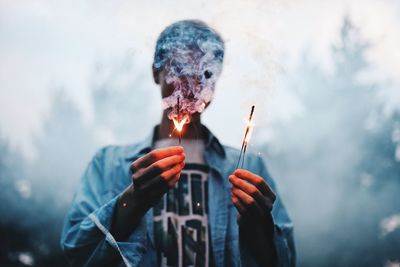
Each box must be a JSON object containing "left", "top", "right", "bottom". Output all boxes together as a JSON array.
[
  {"left": 244, "top": 118, "right": 255, "bottom": 144},
  {"left": 172, "top": 115, "right": 189, "bottom": 133},
  {"left": 171, "top": 96, "right": 190, "bottom": 144}
]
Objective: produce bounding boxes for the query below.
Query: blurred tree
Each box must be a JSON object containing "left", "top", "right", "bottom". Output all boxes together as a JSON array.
[
  {"left": 0, "top": 55, "right": 157, "bottom": 266},
  {"left": 0, "top": 133, "right": 67, "bottom": 266},
  {"left": 259, "top": 16, "right": 400, "bottom": 267}
]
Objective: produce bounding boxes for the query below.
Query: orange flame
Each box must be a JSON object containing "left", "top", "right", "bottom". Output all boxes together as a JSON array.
[
  {"left": 172, "top": 114, "right": 189, "bottom": 133},
  {"left": 244, "top": 118, "right": 255, "bottom": 144}
]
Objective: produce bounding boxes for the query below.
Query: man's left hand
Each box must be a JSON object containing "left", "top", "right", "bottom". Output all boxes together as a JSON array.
[
  {"left": 229, "top": 169, "right": 276, "bottom": 227},
  {"left": 229, "top": 169, "right": 278, "bottom": 266}
]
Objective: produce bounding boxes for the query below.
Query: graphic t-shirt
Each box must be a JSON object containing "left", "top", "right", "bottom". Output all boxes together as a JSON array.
[{"left": 153, "top": 138, "right": 213, "bottom": 267}]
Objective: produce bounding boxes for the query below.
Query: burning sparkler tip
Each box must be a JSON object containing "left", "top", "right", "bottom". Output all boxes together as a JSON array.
[{"left": 236, "top": 105, "right": 256, "bottom": 169}]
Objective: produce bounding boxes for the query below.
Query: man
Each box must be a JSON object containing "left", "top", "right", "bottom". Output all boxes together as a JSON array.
[{"left": 61, "top": 20, "right": 295, "bottom": 267}]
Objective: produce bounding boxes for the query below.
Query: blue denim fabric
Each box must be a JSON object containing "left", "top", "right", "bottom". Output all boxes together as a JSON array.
[{"left": 61, "top": 126, "right": 296, "bottom": 267}]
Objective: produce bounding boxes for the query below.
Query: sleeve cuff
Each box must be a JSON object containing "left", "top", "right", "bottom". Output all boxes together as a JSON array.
[
  {"left": 273, "top": 223, "right": 295, "bottom": 267},
  {"left": 88, "top": 195, "right": 149, "bottom": 267}
]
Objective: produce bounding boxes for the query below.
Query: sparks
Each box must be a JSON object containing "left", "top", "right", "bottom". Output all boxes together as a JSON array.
[
  {"left": 178, "top": 96, "right": 182, "bottom": 144},
  {"left": 172, "top": 116, "right": 188, "bottom": 133},
  {"left": 172, "top": 96, "right": 189, "bottom": 144}
]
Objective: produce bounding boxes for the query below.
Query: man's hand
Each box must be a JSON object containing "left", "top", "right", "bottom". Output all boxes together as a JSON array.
[
  {"left": 111, "top": 146, "right": 185, "bottom": 241},
  {"left": 229, "top": 169, "right": 277, "bottom": 266},
  {"left": 229, "top": 169, "right": 276, "bottom": 226},
  {"left": 130, "top": 146, "right": 185, "bottom": 209}
]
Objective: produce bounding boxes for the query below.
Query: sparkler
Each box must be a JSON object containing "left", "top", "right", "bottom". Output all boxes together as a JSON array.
[
  {"left": 236, "top": 105, "right": 255, "bottom": 169},
  {"left": 177, "top": 97, "right": 181, "bottom": 144},
  {"left": 171, "top": 96, "right": 188, "bottom": 145}
]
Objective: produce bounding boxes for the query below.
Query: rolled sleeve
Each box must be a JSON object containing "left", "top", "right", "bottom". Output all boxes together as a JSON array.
[
  {"left": 60, "top": 148, "right": 148, "bottom": 267},
  {"left": 273, "top": 222, "right": 295, "bottom": 267}
]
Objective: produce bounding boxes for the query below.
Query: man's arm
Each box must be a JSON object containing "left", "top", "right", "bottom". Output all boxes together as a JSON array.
[
  {"left": 228, "top": 156, "right": 296, "bottom": 267},
  {"left": 61, "top": 147, "right": 127, "bottom": 267},
  {"left": 229, "top": 169, "right": 278, "bottom": 266},
  {"left": 60, "top": 146, "right": 185, "bottom": 267}
]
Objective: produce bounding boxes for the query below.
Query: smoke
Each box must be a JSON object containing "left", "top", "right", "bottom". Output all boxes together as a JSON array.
[{"left": 154, "top": 20, "right": 224, "bottom": 124}]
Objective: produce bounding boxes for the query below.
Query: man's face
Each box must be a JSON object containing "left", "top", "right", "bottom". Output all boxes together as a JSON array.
[
  {"left": 157, "top": 69, "right": 203, "bottom": 98},
  {"left": 153, "top": 46, "right": 222, "bottom": 127},
  {"left": 154, "top": 68, "right": 212, "bottom": 116}
]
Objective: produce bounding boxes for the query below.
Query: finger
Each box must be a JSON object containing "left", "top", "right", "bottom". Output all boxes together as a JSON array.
[
  {"left": 131, "top": 146, "right": 184, "bottom": 172},
  {"left": 134, "top": 165, "right": 183, "bottom": 205},
  {"left": 134, "top": 154, "right": 185, "bottom": 182},
  {"left": 231, "top": 195, "right": 251, "bottom": 226},
  {"left": 138, "top": 161, "right": 182, "bottom": 190},
  {"left": 231, "top": 193, "right": 246, "bottom": 214},
  {"left": 136, "top": 161, "right": 184, "bottom": 195},
  {"left": 229, "top": 175, "right": 265, "bottom": 207},
  {"left": 161, "top": 162, "right": 185, "bottom": 184},
  {"left": 234, "top": 169, "right": 276, "bottom": 201},
  {"left": 166, "top": 161, "right": 185, "bottom": 187},
  {"left": 168, "top": 172, "right": 182, "bottom": 187},
  {"left": 231, "top": 187, "right": 264, "bottom": 217}
]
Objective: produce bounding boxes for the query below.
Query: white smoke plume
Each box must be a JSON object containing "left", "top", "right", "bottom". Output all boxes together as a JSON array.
[{"left": 153, "top": 20, "right": 224, "bottom": 125}]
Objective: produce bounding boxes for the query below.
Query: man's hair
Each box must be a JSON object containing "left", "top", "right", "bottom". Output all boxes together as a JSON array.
[{"left": 153, "top": 20, "right": 225, "bottom": 72}]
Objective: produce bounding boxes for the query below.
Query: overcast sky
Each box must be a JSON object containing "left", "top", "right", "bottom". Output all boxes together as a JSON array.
[{"left": 1, "top": 0, "right": 399, "bottom": 159}]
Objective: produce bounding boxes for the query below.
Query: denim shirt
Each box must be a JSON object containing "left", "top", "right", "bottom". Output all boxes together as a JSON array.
[{"left": 61, "top": 126, "right": 296, "bottom": 267}]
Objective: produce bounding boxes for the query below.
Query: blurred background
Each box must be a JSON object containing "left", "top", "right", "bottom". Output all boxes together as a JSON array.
[{"left": 1, "top": 0, "right": 399, "bottom": 266}]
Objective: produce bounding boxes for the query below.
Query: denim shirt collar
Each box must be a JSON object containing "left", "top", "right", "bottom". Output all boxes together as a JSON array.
[{"left": 124, "top": 124, "right": 226, "bottom": 164}]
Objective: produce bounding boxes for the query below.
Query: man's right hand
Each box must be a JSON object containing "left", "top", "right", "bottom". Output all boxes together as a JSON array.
[
  {"left": 130, "top": 146, "right": 185, "bottom": 209},
  {"left": 111, "top": 146, "right": 185, "bottom": 241}
]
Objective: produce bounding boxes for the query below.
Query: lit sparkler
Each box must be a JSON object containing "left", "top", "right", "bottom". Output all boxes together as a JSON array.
[
  {"left": 236, "top": 105, "right": 255, "bottom": 169},
  {"left": 172, "top": 96, "right": 188, "bottom": 144}
]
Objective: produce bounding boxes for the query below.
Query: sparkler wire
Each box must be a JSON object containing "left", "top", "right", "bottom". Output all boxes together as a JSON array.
[
  {"left": 177, "top": 97, "right": 182, "bottom": 144},
  {"left": 236, "top": 105, "right": 255, "bottom": 169}
]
